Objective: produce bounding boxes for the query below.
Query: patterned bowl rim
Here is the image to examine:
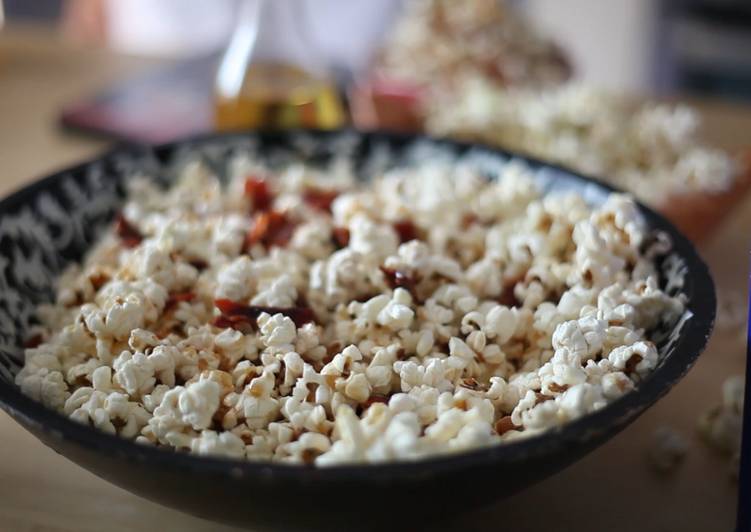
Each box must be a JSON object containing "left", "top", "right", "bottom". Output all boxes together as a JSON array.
[{"left": 0, "top": 128, "right": 716, "bottom": 482}]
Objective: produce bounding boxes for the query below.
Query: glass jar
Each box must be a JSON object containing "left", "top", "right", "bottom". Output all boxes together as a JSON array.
[{"left": 214, "top": 0, "right": 345, "bottom": 131}]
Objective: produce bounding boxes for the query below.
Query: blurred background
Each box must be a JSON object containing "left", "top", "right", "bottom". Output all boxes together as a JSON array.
[
  {"left": 0, "top": 1, "right": 748, "bottom": 531},
  {"left": 6, "top": 0, "right": 751, "bottom": 98},
  {"left": 529, "top": 0, "right": 751, "bottom": 98}
]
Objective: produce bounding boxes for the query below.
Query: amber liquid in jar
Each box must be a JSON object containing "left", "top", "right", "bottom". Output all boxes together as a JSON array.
[{"left": 214, "top": 63, "right": 345, "bottom": 131}]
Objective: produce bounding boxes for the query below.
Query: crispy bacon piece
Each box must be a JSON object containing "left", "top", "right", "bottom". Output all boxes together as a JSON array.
[
  {"left": 212, "top": 314, "right": 251, "bottom": 330},
  {"left": 379, "top": 266, "right": 418, "bottom": 300},
  {"left": 244, "top": 176, "right": 273, "bottom": 212},
  {"left": 114, "top": 213, "right": 143, "bottom": 248},
  {"left": 246, "top": 210, "right": 295, "bottom": 249},
  {"left": 392, "top": 219, "right": 419, "bottom": 243},
  {"left": 214, "top": 298, "right": 316, "bottom": 328},
  {"left": 164, "top": 291, "right": 195, "bottom": 312},
  {"left": 303, "top": 187, "right": 340, "bottom": 213},
  {"left": 23, "top": 333, "right": 44, "bottom": 349},
  {"left": 331, "top": 226, "right": 350, "bottom": 249}
]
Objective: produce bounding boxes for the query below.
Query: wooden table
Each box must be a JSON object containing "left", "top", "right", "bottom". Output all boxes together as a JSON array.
[{"left": 0, "top": 24, "right": 748, "bottom": 532}]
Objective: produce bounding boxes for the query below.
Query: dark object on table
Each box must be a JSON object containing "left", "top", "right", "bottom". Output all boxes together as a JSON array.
[
  {"left": 656, "top": 0, "right": 751, "bottom": 102},
  {"left": 60, "top": 55, "right": 216, "bottom": 143},
  {"left": 0, "top": 130, "right": 716, "bottom": 530},
  {"left": 3, "top": 0, "right": 62, "bottom": 20}
]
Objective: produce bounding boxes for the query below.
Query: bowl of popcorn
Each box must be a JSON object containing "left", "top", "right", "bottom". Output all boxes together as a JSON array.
[{"left": 0, "top": 130, "right": 714, "bottom": 529}]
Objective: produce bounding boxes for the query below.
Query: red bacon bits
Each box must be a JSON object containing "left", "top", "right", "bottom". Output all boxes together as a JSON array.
[
  {"left": 214, "top": 298, "right": 316, "bottom": 328},
  {"left": 114, "top": 213, "right": 143, "bottom": 248},
  {"left": 212, "top": 314, "right": 251, "bottom": 331},
  {"left": 23, "top": 333, "right": 44, "bottom": 349},
  {"left": 246, "top": 210, "right": 295, "bottom": 250},
  {"left": 244, "top": 176, "right": 273, "bottom": 212},
  {"left": 302, "top": 188, "right": 340, "bottom": 213},
  {"left": 331, "top": 226, "right": 350, "bottom": 249},
  {"left": 164, "top": 291, "right": 195, "bottom": 312},
  {"left": 392, "top": 219, "right": 419, "bottom": 243},
  {"left": 379, "top": 266, "right": 418, "bottom": 300}
]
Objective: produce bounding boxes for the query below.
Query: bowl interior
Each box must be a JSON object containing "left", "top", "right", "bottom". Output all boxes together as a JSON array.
[{"left": 0, "top": 129, "right": 714, "bottom": 480}]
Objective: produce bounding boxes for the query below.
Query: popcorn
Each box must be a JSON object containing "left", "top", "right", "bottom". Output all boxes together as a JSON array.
[
  {"left": 18, "top": 367, "right": 69, "bottom": 410},
  {"left": 143, "top": 384, "right": 170, "bottom": 413},
  {"left": 608, "top": 341, "right": 659, "bottom": 377},
  {"left": 180, "top": 380, "right": 222, "bottom": 430},
  {"left": 17, "top": 151, "right": 685, "bottom": 465},
  {"left": 191, "top": 430, "right": 246, "bottom": 459},
  {"left": 698, "top": 375, "right": 744, "bottom": 479},
  {"left": 552, "top": 317, "right": 607, "bottom": 362},
  {"left": 484, "top": 305, "right": 518, "bottom": 343},
  {"left": 113, "top": 351, "right": 157, "bottom": 398},
  {"left": 283, "top": 432, "right": 332, "bottom": 463},
  {"left": 212, "top": 214, "right": 251, "bottom": 257},
  {"left": 348, "top": 214, "right": 399, "bottom": 261},
  {"left": 344, "top": 373, "right": 371, "bottom": 403},
  {"left": 415, "top": 329, "right": 435, "bottom": 357},
  {"left": 377, "top": 0, "right": 569, "bottom": 92},
  {"left": 648, "top": 426, "right": 688, "bottom": 474},
  {"left": 557, "top": 383, "right": 606, "bottom": 420},
  {"left": 66, "top": 388, "right": 150, "bottom": 438},
  {"left": 376, "top": 288, "right": 415, "bottom": 331},
  {"left": 425, "top": 80, "right": 739, "bottom": 204},
  {"left": 600, "top": 371, "right": 634, "bottom": 400},
  {"left": 91, "top": 366, "right": 117, "bottom": 392},
  {"left": 251, "top": 274, "right": 297, "bottom": 308},
  {"left": 66, "top": 358, "right": 102, "bottom": 386},
  {"left": 215, "top": 256, "right": 256, "bottom": 301},
  {"left": 258, "top": 313, "right": 297, "bottom": 349}
]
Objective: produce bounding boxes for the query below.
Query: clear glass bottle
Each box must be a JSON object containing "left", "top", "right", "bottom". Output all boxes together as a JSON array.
[{"left": 214, "top": 0, "right": 345, "bottom": 131}]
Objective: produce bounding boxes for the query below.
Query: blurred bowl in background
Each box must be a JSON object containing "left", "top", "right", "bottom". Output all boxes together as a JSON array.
[
  {"left": 350, "top": 81, "right": 751, "bottom": 245},
  {"left": 658, "top": 149, "right": 751, "bottom": 242}
]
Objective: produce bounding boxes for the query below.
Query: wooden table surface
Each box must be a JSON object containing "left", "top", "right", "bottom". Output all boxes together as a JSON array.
[{"left": 0, "top": 24, "right": 748, "bottom": 532}]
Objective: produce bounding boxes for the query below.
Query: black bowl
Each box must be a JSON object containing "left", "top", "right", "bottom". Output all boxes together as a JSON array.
[{"left": 0, "top": 130, "right": 715, "bottom": 530}]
